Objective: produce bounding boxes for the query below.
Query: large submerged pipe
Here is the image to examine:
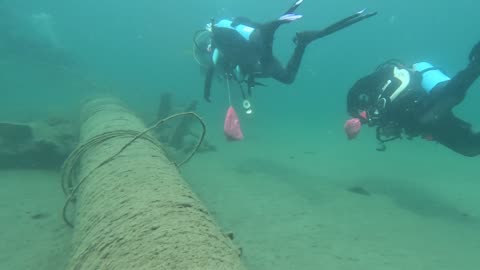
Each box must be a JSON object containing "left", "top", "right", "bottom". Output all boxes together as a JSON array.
[{"left": 67, "top": 97, "right": 245, "bottom": 270}]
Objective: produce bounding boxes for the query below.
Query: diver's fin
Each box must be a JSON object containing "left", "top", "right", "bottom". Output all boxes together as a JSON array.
[
  {"left": 283, "top": 0, "right": 304, "bottom": 15},
  {"left": 294, "top": 9, "right": 377, "bottom": 46},
  {"left": 279, "top": 14, "right": 303, "bottom": 22}
]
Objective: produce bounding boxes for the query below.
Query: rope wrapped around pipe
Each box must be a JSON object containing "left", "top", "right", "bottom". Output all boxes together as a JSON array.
[{"left": 64, "top": 97, "right": 246, "bottom": 270}]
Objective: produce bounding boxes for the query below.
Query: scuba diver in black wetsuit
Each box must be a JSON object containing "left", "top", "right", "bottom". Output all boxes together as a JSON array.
[
  {"left": 193, "top": 0, "right": 376, "bottom": 113},
  {"left": 346, "top": 41, "right": 480, "bottom": 157}
]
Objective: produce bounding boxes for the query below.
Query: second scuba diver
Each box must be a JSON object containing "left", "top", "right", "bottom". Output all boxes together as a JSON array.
[{"left": 345, "top": 41, "right": 480, "bottom": 156}]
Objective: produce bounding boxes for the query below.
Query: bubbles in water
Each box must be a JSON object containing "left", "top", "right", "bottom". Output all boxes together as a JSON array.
[{"left": 389, "top": 15, "right": 397, "bottom": 24}]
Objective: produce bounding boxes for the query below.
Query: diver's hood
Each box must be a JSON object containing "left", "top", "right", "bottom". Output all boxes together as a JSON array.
[
  {"left": 347, "top": 64, "right": 412, "bottom": 120},
  {"left": 193, "top": 30, "right": 213, "bottom": 68}
]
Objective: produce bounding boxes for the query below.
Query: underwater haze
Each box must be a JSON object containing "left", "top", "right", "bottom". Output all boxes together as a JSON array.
[{"left": 1, "top": 0, "right": 479, "bottom": 269}]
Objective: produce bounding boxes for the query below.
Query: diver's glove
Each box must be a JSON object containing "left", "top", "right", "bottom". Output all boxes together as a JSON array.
[{"left": 469, "top": 41, "right": 480, "bottom": 66}]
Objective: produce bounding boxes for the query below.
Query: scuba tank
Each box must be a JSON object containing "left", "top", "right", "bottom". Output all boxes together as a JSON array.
[
  {"left": 213, "top": 19, "right": 255, "bottom": 41},
  {"left": 413, "top": 62, "right": 451, "bottom": 92}
]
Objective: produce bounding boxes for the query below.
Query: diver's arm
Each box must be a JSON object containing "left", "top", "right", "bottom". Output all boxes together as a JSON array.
[{"left": 203, "top": 66, "right": 215, "bottom": 102}]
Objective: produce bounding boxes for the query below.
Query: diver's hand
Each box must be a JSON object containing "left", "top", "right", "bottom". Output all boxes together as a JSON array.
[{"left": 469, "top": 41, "right": 480, "bottom": 65}]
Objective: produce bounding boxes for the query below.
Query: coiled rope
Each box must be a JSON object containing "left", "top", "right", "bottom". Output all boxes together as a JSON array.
[{"left": 61, "top": 112, "right": 206, "bottom": 227}]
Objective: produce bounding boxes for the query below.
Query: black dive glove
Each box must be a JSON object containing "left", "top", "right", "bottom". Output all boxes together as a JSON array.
[{"left": 469, "top": 41, "right": 480, "bottom": 65}]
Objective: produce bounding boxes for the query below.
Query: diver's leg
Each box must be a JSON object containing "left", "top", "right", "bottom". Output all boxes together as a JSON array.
[
  {"left": 469, "top": 41, "right": 480, "bottom": 64},
  {"left": 434, "top": 62, "right": 480, "bottom": 105},
  {"left": 295, "top": 9, "right": 377, "bottom": 46},
  {"left": 259, "top": 18, "right": 301, "bottom": 47},
  {"left": 264, "top": 45, "right": 306, "bottom": 84},
  {"left": 429, "top": 113, "right": 480, "bottom": 157},
  {"left": 257, "top": 1, "right": 306, "bottom": 81},
  {"left": 259, "top": 21, "right": 289, "bottom": 44},
  {"left": 421, "top": 62, "right": 480, "bottom": 124},
  {"left": 258, "top": 0, "right": 304, "bottom": 46}
]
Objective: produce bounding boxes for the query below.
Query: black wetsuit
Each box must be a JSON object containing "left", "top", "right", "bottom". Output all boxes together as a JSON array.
[
  {"left": 210, "top": 17, "right": 305, "bottom": 84},
  {"left": 347, "top": 42, "right": 480, "bottom": 156},
  {"left": 203, "top": 2, "right": 376, "bottom": 102},
  {"left": 416, "top": 62, "right": 480, "bottom": 156}
]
